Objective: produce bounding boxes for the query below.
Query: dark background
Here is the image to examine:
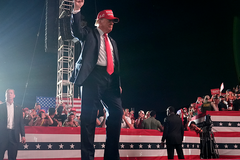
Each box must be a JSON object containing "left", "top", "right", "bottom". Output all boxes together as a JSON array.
[{"left": 0, "top": 0, "right": 239, "bottom": 122}]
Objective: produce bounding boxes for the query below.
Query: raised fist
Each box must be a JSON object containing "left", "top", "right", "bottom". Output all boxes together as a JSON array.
[{"left": 74, "top": 0, "right": 84, "bottom": 10}]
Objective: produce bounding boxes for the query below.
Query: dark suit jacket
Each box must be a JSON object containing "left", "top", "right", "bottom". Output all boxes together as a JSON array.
[
  {"left": 70, "top": 11, "right": 121, "bottom": 87},
  {"left": 161, "top": 114, "right": 184, "bottom": 145},
  {"left": 0, "top": 103, "right": 25, "bottom": 143}
]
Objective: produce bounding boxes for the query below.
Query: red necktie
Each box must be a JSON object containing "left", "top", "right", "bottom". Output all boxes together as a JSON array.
[{"left": 103, "top": 33, "right": 114, "bottom": 75}]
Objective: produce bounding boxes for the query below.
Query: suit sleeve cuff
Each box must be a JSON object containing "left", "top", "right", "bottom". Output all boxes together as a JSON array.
[{"left": 72, "top": 9, "right": 80, "bottom": 14}]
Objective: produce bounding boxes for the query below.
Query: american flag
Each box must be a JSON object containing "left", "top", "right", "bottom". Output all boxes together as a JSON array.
[
  {"left": 36, "top": 97, "right": 56, "bottom": 113},
  {"left": 59, "top": 98, "right": 81, "bottom": 115},
  {"left": 36, "top": 97, "right": 81, "bottom": 114}
]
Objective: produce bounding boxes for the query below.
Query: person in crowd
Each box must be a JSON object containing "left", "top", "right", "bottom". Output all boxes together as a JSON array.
[
  {"left": 121, "top": 108, "right": 134, "bottom": 129},
  {"left": 70, "top": 107, "right": 77, "bottom": 116},
  {"left": 55, "top": 105, "right": 67, "bottom": 125},
  {"left": 176, "top": 108, "right": 189, "bottom": 130},
  {"left": 48, "top": 108, "right": 61, "bottom": 127},
  {"left": 61, "top": 103, "right": 68, "bottom": 115},
  {"left": 96, "top": 109, "right": 106, "bottom": 128},
  {"left": 28, "top": 109, "right": 38, "bottom": 126},
  {"left": 76, "top": 114, "right": 81, "bottom": 125},
  {"left": 63, "top": 112, "right": 80, "bottom": 127},
  {"left": 201, "top": 95, "right": 218, "bottom": 113},
  {"left": 212, "top": 94, "right": 220, "bottom": 108},
  {"left": 189, "top": 103, "right": 197, "bottom": 118},
  {"left": 145, "top": 111, "right": 151, "bottom": 119},
  {"left": 23, "top": 107, "right": 29, "bottom": 115},
  {"left": 226, "top": 90, "right": 235, "bottom": 110},
  {"left": 33, "top": 109, "right": 53, "bottom": 126},
  {"left": 233, "top": 92, "right": 240, "bottom": 111},
  {"left": 130, "top": 108, "right": 135, "bottom": 120},
  {"left": 183, "top": 107, "right": 190, "bottom": 130},
  {"left": 161, "top": 106, "right": 184, "bottom": 159},
  {"left": 142, "top": 110, "right": 163, "bottom": 131},
  {"left": 135, "top": 110, "right": 145, "bottom": 129},
  {"left": 0, "top": 89, "right": 26, "bottom": 160},
  {"left": 189, "top": 121, "right": 202, "bottom": 134},
  {"left": 70, "top": 107, "right": 80, "bottom": 123},
  {"left": 34, "top": 102, "right": 41, "bottom": 113},
  {"left": 218, "top": 96, "right": 228, "bottom": 111},
  {"left": 195, "top": 97, "right": 203, "bottom": 114},
  {"left": 23, "top": 108, "right": 32, "bottom": 126}
]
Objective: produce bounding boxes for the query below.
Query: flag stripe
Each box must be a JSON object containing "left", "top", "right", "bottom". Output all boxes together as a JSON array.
[
  {"left": 211, "top": 116, "right": 240, "bottom": 122},
  {"left": 4, "top": 126, "right": 240, "bottom": 159}
]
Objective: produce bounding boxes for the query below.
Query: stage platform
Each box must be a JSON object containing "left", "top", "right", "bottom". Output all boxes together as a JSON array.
[{"left": 3, "top": 111, "right": 240, "bottom": 160}]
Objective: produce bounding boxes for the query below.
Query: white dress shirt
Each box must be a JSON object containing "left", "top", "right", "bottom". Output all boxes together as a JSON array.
[
  {"left": 96, "top": 28, "right": 114, "bottom": 66},
  {"left": 6, "top": 102, "right": 14, "bottom": 129}
]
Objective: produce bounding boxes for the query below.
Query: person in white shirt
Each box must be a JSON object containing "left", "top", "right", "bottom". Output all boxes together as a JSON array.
[
  {"left": 0, "top": 89, "right": 26, "bottom": 160},
  {"left": 121, "top": 108, "right": 134, "bottom": 129}
]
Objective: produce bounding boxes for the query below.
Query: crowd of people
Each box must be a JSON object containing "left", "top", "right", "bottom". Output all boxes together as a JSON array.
[
  {"left": 22, "top": 102, "right": 80, "bottom": 127},
  {"left": 20, "top": 85, "right": 240, "bottom": 131},
  {"left": 22, "top": 102, "right": 164, "bottom": 130},
  {"left": 177, "top": 85, "right": 240, "bottom": 131}
]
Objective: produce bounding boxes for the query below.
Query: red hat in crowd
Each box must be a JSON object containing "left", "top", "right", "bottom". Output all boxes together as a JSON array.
[
  {"left": 70, "top": 108, "right": 76, "bottom": 112},
  {"left": 23, "top": 108, "right": 29, "bottom": 112},
  {"left": 39, "top": 109, "right": 45, "bottom": 113},
  {"left": 97, "top": 10, "right": 119, "bottom": 23}
]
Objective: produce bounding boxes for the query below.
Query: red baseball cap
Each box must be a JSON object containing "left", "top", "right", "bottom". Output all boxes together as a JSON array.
[
  {"left": 39, "top": 109, "right": 45, "bottom": 113},
  {"left": 97, "top": 10, "right": 119, "bottom": 23},
  {"left": 23, "top": 108, "right": 29, "bottom": 112},
  {"left": 70, "top": 108, "right": 76, "bottom": 112}
]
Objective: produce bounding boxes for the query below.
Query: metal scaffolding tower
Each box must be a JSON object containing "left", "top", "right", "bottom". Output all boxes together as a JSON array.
[{"left": 57, "top": 0, "right": 74, "bottom": 106}]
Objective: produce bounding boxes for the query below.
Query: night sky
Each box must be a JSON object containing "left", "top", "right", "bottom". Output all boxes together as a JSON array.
[{"left": 0, "top": 0, "right": 239, "bottom": 121}]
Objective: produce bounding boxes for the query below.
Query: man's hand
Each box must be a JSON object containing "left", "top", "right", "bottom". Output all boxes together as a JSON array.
[
  {"left": 74, "top": 0, "right": 84, "bottom": 11},
  {"left": 21, "top": 137, "right": 26, "bottom": 144}
]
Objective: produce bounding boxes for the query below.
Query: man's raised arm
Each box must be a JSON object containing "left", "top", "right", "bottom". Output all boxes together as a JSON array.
[{"left": 71, "top": 0, "right": 89, "bottom": 40}]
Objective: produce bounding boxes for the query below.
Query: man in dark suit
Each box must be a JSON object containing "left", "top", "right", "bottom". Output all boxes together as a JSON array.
[
  {"left": 0, "top": 89, "right": 26, "bottom": 160},
  {"left": 161, "top": 106, "right": 184, "bottom": 159},
  {"left": 70, "top": 0, "right": 123, "bottom": 160}
]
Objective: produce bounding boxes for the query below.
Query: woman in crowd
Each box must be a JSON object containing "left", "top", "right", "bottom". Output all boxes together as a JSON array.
[
  {"left": 33, "top": 109, "right": 53, "bottom": 126},
  {"left": 63, "top": 112, "right": 80, "bottom": 127},
  {"left": 96, "top": 109, "right": 106, "bottom": 128},
  {"left": 49, "top": 108, "right": 61, "bottom": 127}
]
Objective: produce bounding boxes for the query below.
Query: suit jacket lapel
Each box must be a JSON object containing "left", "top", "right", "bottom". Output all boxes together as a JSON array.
[
  {"left": 93, "top": 29, "right": 100, "bottom": 56},
  {"left": 109, "top": 37, "right": 119, "bottom": 65},
  {"left": 4, "top": 103, "right": 7, "bottom": 126},
  {"left": 14, "top": 104, "right": 18, "bottom": 127}
]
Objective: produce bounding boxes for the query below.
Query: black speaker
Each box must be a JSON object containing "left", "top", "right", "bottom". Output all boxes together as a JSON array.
[{"left": 45, "top": 0, "right": 59, "bottom": 53}]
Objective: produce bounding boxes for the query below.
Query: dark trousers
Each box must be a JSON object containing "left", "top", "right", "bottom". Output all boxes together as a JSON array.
[
  {"left": 0, "top": 130, "right": 18, "bottom": 160},
  {"left": 166, "top": 144, "right": 184, "bottom": 159},
  {"left": 81, "top": 66, "right": 123, "bottom": 160}
]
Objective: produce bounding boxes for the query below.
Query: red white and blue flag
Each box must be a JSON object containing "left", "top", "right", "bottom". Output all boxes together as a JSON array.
[
  {"left": 36, "top": 97, "right": 81, "bottom": 114},
  {"left": 3, "top": 125, "right": 240, "bottom": 160}
]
